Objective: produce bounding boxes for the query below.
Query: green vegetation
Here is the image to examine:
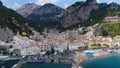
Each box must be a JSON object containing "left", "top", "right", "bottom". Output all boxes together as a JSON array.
[
  {"left": 0, "top": 4, "right": 36, "bottom": 36},
  {"left": 59, "top": 3, "right": 120, "bottom": 30},
  {"left": 0, "top": 2, "right": 62, "bottom": 34},
  {"left": 9, "top": 45, "right": 13, "bottom": 48},
  {"left": 78, "top": 45, "right": 89, "bottom": 50},
  {"left": 101, "top": 23, "right": 120, "bottom": 37},
  {"left": 91, "top": 43, "right": 101, "bottom": 49},
  {"left": 51, "top": 48, "right": 55, "bottom": 54},
  {"left": 103, "top": 44, "right": 110, "bottom": 48},
  {"left": 81, "top": 3, "right": 120, "bottom": 27},
  {"left": 90, "top": 43, "right": 110, "bottom": 49},
  {"left": 46, "top": 51, "right": 52, "bottom": 55},
  {"left": 62, "top": 50, "right": 69, "bottom": 56},
  {"left": 45, "top": 48, "right": 55, "bottom": 55},
  {"left": 81, "top": 30, "right": 88, "bottom": 35}
]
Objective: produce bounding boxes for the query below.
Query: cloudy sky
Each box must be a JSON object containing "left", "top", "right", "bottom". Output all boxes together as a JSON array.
[{"left": 1, "top": 0, "right": 120, "bottom": 10}]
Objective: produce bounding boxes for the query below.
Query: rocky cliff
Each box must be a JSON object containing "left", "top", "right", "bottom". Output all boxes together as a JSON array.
[
  {"left": 27, "top": 3, "right": 64, "bottom": 28},
  {"left": 32, "top": 3, "right": 64, "bottom": 16},
  {"left": 16, "top": 0, "right": 120, "bottom": 30},
  {"left": 61, "top": 0, "right": 98, "bottom": 28},
  {"left": 16, "top": 3, "right": 38, "bottom": 17}
]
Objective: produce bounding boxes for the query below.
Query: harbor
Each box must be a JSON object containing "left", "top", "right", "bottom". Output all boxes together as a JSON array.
[{"left": 0, "top": 49, "right": 120, "bottom": 68}]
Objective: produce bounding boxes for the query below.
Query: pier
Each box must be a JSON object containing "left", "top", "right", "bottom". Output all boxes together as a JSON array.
[{"left": 12, "top": 60, "right": 26, "bottom": 68}]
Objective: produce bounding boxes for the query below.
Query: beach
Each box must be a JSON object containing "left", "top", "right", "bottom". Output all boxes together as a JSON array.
[
  {"left": 72, "top": 49, "right": 120, "bottom": 68},
  {"left": 1, "top": 49, "right": 120, "bottom": 68}
]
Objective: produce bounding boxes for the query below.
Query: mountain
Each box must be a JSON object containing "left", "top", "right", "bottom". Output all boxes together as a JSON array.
[
  {"left": 95, "top": 3, "right": 120, "bottom": 37},
  {"left": 17, "top": 0, "right": 120, "bottom": 30},
  {"left": 16, "top": 3, "right": 38, "bottom": 17},
  {"left": 61, "top": 0, "right": 98, "bottom": 28},
  {"left": 84, "top": 2, "right": 120, "bottom": 26},
  {"left": 61, "top": 0, "right": 120, "bottom": 28},
  {"left": 17, "top": 3, "right": 64, "bottom": 29},
  {"left": 0, "top": 1, "right": 2, "bottom": 6},
  {"left": 0, "top": 1, "right": 34, "bottom": 42}
]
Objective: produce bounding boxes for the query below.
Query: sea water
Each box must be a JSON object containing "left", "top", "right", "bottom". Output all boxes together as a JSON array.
[
  {"left": 82, "top": 55, "right": 120, "bottom": 68},
  {"left": 21, "top": 62, "right": 72, "bottom": 68}
]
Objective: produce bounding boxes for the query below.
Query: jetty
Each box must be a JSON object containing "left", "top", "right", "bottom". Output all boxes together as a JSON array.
[
  {"left": 12, "top": 60, "right": 26, "bottom": 68},
  {"left": 71, "top": 52, "right": 88, "bottom": 68}
]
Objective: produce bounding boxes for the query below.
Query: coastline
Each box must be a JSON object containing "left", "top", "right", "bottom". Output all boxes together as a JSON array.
[
  {"left": 8, "top": 51, "right": 120, "bottom": 68},
  {"left": 12, "top": 57, "right": 72, "bottom": 68},
  {"left": 79, "top": 53, "right": 120, "bottom": 68}
]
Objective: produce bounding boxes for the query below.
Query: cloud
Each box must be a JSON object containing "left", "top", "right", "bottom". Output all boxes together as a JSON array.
[
  {"left": 12, "top": 2, "right": 21, "bottom": 10},
  {"left": 36, "top": 0, "right": 58, "bottom": 5},
  {"left": 64, "top": 3, "right": 69, "bottom": 8},
  {"left": 108, "top": 0, "right": 115, "bottom": 4},
  {"left": 96, "top": 0, "right": 99, "bottom": 3}
]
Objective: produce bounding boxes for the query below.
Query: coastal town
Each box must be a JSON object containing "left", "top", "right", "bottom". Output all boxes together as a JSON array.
[
  {"left": 0, "top": 15, "right": 120, "bottom": 68},
  {"left": 1, "top": 0, "right": 120, "bottom": 68}
]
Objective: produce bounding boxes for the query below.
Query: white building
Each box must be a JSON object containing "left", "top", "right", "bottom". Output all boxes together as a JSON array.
[
  {"left": 41, "top": 45, "right": 51, "bottom": 51},
  {"left": 54, "top": 45, "right": 67, "bottom": 52},
  {"left": 68, "top": 42, "right": 85, "bottom": 50},
  {"left": 21, "top": 45, "right": 41, "bottom": 55},
  {"left": 105, "top": 16, "right": 119, "bottom": 22},
  {"left": 12, "top": 36, "right": 33, "bottom": 47},
  {"left": 11, "top": 34, "right": 42, "bottom": 55},
  {"left": 112, "top": 36, "right": 120, "bottom": 47}
]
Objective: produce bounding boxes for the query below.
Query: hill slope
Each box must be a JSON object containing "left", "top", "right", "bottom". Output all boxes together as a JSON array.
[
  {"left": 61, "top": 0, "right": 98, "bottom": 28},
  {"left": 61, "top": 1, "right": 120, "bottom": 28},
  {"left": 0, "top": 1, "right": 34, "bottom": 42}
]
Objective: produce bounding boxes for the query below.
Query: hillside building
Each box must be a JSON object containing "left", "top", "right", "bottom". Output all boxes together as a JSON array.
[{"left": 104, "top": 16, "right": 120, "bottom": 22}]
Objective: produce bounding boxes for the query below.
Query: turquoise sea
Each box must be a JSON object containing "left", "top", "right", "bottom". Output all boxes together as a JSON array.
[
  {"left": 82, "top": 55, "right": 120, "bottom": 68},
  {"left": 2, "top": 55, "right": 120, "bottom": 68}
]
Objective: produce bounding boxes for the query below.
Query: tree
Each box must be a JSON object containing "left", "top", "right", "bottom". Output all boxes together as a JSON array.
[
  {"left": 46, "top": 51, "right": 51, "bottom": 55},
  {"left": 45, "top": 47, "right": 55, "bottom": 55},
  {"left": 84, "top": 45, "right": 89, "bottom": 50},
  {"left": 78, "top": 45, "right": 89, "bottom": 50},
  {"left": 62, "top": 50, "right": 69, "bottom": 56},
  {"left": 97, "top": 44, "right": 101, "bottom": 48},
  {"left": 51, "top": 48, "right": 55, "bottom": 54},
  {"left": 78, "top": 47, "right": 83, "bottom": 50},
  {"left": 103, "top": 44, "right": 110, "bottom": 49},
  {"left": 91, "top": 43, "right": 101, "bottom": 49},
  {"left": 9, "top": 45, "right": 13, "bottom": 48}
]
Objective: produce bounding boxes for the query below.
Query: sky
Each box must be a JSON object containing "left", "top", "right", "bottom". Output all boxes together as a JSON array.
[{"left": 1, "top": 0, "right": 120, "bottom": 10}]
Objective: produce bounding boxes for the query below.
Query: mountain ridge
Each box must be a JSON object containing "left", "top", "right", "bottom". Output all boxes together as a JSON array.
[
  {"left": 16, "top": 0, "right": 120, "bottom": 30},
  {"left": 17, "top": 3, "right": 64, "bottom": 29},
  {"left": 16, "top": 3, "right": 38, "bottom": 17}
]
